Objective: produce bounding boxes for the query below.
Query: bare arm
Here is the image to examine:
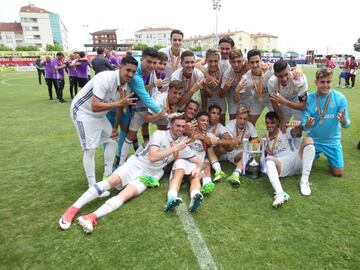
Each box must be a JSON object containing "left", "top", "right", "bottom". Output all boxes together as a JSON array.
[
  {"left": 148, "top": 138, "right": 191, "bottom": 163},
  {"left": 91, "top": 93, "right": 137, "bottom": 113}
]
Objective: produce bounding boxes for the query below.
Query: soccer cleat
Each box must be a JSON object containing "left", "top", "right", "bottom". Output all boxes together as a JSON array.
[
  {"left": 189, "top": 193, "right": 204, "bottom": 213},
  {"left": 139, "top": 175, "right": 160, "bottom": 188},
  {"left": 300, "top": 180, "right": 311, "bottom": 196},
  {"left": 272, "top": 192, "right": 290, "bottom": 208},
  {"left": 58, "top": 206, "right": 79, "bottom": 230},
  {"left": 227, "top": 172, "right": 241, "bottom": 188},
  {"left": 77, "top": 214, "right": 97, "bottom": 234},
  {"left": 213, "top": 169, "right": 226, "bottom": 183},
  {"left": 99, "top": 190, "right": 110, "bottom": 198},
  {"left": 164, "top": 197, "right": 182, "bottom": 212},
  {"left": 201, "top": 182, "right": 215, "bottom": 195}
]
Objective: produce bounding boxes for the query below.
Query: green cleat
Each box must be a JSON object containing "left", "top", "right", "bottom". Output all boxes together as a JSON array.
[
  {"left": 139, "top": 175, "right": 160, "bottom": 188},
  {"left": 201, "top": 182, "right": 216, "bottom": 195},
  {"left": 213, "top": 169, "right": 226, "bottom": 183},
  {"left": 228, "top": 172, "right": 241, "bottom": 188}
]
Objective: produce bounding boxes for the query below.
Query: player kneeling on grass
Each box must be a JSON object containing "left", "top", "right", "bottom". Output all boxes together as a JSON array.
[
  {"left": 164, "top": 112, "right": 212, "bottom": 212},
  {"left": 263, "top": 112, "right": 315, "bottom": 208},
  {"left": 59, "top": 115, "right": 198, "bottom": 233}
]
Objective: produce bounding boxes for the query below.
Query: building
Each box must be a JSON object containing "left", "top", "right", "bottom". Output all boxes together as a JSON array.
[
  {"left": 134, "top": 27, "right": 173, "bottom": 47},
  {"left": 0, "top": 22, "right": 24, "bottom": 49},
  {"left": 84, "top": 29, "right": 132, "bottom": 52},
  {"left": 19, "top": 4, "right": 69, "bottom": 51},
  {"left": 183, "top": 30, "right": 278, "bottom": 53}
]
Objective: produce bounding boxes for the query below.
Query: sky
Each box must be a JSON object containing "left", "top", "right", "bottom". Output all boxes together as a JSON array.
[{"left": 1, "top": 0, "right": 359, "bottom": 55}]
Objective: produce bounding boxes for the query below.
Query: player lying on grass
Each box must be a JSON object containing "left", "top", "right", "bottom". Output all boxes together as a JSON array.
[
  {"left": 59, "top": 115, "right": 202, "bottom": 233},
  {"left": 263, "top": 112, "right": 315, "bottom": 208}
]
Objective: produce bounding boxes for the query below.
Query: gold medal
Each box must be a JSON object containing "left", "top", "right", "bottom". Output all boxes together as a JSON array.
[{"left": 319, "top": 118, "right": 323, "bottom": 125}]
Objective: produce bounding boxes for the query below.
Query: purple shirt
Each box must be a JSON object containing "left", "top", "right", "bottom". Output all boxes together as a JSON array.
[
  {"left": 76, "top": 60, "right": 89, "bottom": 79},
  {"left": 67, "top": 61, "right": 78, "bottom": 77},
  {"left": 44, "top": 59, "right": 55, "bottom": 79},
  {"left": 54, "top": 58, "right": 65, "bottom": 80}
]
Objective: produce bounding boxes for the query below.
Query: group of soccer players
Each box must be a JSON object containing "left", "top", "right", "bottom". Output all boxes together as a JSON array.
[{"left": 58, "top": 30, "right": 351, "bottom": 234}]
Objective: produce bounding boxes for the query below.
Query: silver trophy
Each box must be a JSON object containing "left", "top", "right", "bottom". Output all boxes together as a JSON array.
[{"left": 243, "top": 138, "right": 267, "bottom": 179}]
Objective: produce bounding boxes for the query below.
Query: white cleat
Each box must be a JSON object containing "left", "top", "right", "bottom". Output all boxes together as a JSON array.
[
  {"left": 272, "top": 192, "right": 290, "bottom": 208},
  {"left": 58, "top": 216, "right": 71, "bottom": 230},
  {"left": 77, "top": 215, "right": 95, "bottom": 234},
  {"left": 300, "top": 180, "right": 311, "bottom": 196}
]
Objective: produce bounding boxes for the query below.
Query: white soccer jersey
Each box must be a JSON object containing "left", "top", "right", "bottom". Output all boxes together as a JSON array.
[
  {"left": 148, "top": 92, "right": 179, "bottom": 127},
  {"left": 267, "top": 128, "right": 297, "bottom": 158},
  {"left": 242, "top": 69, "right": 273, "bottom": 101},
  {"left": 171, "top": 67, "right": 204, "bottom": 98},
  {"left": 135, "top": 130, "right": 195, "bottom": 170},
  {"left": 71, "top": 71, "right": 127, "bottom": 121},
  {"left": 226, "top": 120, "right": 258, "bottom": 151},
  {"left": 189, "top": 138, "right": 206, "bottom": 162},
  {"left": 207, "top": 123, "right": 231, "bottom": 138},
  {"left": 219, "top": 59, "right": 230, "bottom": 75},
  {"left": 159, "top": 47, "right": 186, "bottom": 79},
  {"left": 268, "top": 73, "right": 308, "bottom": 99}
]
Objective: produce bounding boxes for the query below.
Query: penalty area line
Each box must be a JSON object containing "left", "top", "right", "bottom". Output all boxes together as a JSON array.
[{"left": 176, "top": 204, "right": 217, "bottom": 270}]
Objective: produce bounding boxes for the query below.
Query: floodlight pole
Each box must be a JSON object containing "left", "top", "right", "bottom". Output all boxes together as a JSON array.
[{"left": 212, "top": 0, "right": 222, "bottom": 46}]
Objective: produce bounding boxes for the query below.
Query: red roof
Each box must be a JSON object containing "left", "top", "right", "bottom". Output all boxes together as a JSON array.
[
  {"left": 91, "top": 29, "right": 118, "bottom": 35},
  {"left": 135, "top": 27, "right": 173, "bottom": 33},
  {"left": 20, "top": 5, "right": 50, "bottom": 13},
  {"left": 0, "top": 22, "right": 23, "bottom": 32},
  {"left": 251, "top": 32, "right": 278, "bottom": 38}
]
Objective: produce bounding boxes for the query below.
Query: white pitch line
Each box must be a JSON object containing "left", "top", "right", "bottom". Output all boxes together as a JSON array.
[{"left": 176, "top": 204, "right": 217, "bottom": 270}]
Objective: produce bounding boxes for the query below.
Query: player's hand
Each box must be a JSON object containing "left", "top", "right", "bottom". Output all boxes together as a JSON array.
[
  {"left": 208, "top": 134, "right": 220, "bottom": 145},
  {"left": 157, "top": 108, "right": 168, "bottom": 118},
  {"left": 191, "top": 165, "right": 202, "bottom": 178},
  {"left": 337, "top": 109, "right": 347, "bottom": 125},
  {"left": 235, "top": 79, "right": 247, "bottom": 93},
  {"left": 224, "top": 77, "right": 234, "bottom": 89},
  {"left": 173, "top": 138, "right": 192, "bottom": 151},
  {"left": 118, "top": 92, "right": 137, "bottom": 107},
  {"left": 305, "top": 116, "right": 315, "bottom": 128},
  {"left": 167, "top": 112, "right": 184, "bottom": 120},
  {"left": 291, "top": 68, "right": 303, "bottom": 80},
  {"left": 269, "top": 92, "right": 287, "bottom": 105},
  {"left": 193, "top": 78, "right": 204, "bottom": 92},
  {"left": 111, "top": 128, "right": 118, "bottom": 140},
  {"left": 205, "top": 74, "right": 219, "bottom": 88},
  {"left": 154, "top": 78, "right": 168, "bottom": 87}
]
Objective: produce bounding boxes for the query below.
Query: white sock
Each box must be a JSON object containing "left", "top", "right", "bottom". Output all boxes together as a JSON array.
[
  {"left": 83, "top": 149, "right": 96, "bottom": 187},
  {"left": 190, "top": 189, "right": 200, "bottom": 198},
  {"left": 93, "top": 196, "right": 124, "bottom": 218},
  {"left": 211, "top": 161, "right": 221, "bottom": 171},
  {"left": 73, "top": 180, "right": 111, "bottom": 209},
  {"left": 104, "top": 140, "right": 117, "bottom": 176},
  {"left": 301, "top": 144, "right": 315, "bottom": 183},
  {"left": 120, "top": 138, "right": 133, "bottom": 165},
  {"left": 167, "top": 189, "right": 178, "bottom": 199},
  {"left": 266, "top": 160, "right": 283, "bottom": 194},
  {"left": 202, "top": 176, "right": 212, "bottom": 185},
  {"left": 234, "top": 169, "right": 242, "bottom": 176}
]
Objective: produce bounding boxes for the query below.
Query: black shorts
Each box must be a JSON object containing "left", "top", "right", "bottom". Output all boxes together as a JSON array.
[{"left": 78, "top": 78, "right": 88, "bottom": 88}]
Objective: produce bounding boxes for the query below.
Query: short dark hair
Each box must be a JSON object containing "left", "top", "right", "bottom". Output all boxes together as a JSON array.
[
  {"left": 247, "top": 49, "right": 261, "bottom": 60},
  {"left": 170, "top": 114, "right": 186, "bottom": 123},
  {"left": 170, "top": 29, "right": 184, "bottom": 39},
  {"left": 79, "top": 51, "right": 85, "bottom": 58},
  {"left": 181, "top": 50, "right": 194, "bottom": 62},
  {"left": 196, "top": 111, "right": 209, "bottom": 119},
  {"left": 185, "top": 99, "right": 199, "bottom": 109},
  {"left": 218, "top": 36, "right": 235, "bottom": 48},
  {"left": 142, "top": 47, "right": 159, "bottom": 58},
  {"left": 121, "top": 56, "right": 138, "bottom": 67},
  {"left": 97, "top": 48, "right": 104, "bottom": 55},
  {"left": 157, "top": 51, "right": 168, "bottom": 62},
  {"left": 208, "top": 104, "right": 222, "bottom": 114},
  {"left": 56, "top": 52, "right": 64, "bottom": 57},
  {"left": 273, "top": 60, "right": 289, "bottom": 73},
  {"left": 265, "top": 111, "right": 280, "bottom": 121},
  {"left": 169, "top": 80, "right": 183, "bottom": 90}
]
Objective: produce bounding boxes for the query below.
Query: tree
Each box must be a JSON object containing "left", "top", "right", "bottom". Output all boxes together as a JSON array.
[
  {"left": 189, "top": 45, "right": 202, "bottom": 52},
  {"left": 15, "top": 45, "right": 39, "bottom": 51},
  {"left": 154, "top": 44, "right": 165, "bottom": 51},
  {"left": 46, "top": 43, "right": 63, "bottom": 51},
  {"left": 272, "top": 48, "right": 280, "bottom": 53},
  {"left": 132, "top": 43, "right": 148, "bottom": 51},
  {"left": 0, "top": 44, "right": 13, "bottom": 51},
  {"left": 354, "top": 38, "right": 360, "bottom": 52}
]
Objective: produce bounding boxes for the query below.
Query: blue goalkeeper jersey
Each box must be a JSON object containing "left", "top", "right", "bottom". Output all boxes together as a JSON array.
[{"left": 301, "top": 89, "right": 350, "bottom": 146}]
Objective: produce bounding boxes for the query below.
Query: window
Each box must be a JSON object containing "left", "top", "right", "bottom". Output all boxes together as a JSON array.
[{"left": 239, "top": 37, "right": 242, "bottom": 41}]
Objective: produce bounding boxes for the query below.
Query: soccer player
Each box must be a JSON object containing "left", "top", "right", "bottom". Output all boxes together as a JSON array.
[
  {"left": 164, "top": 113, "right": 208, "bottom": 212},
  {"left": 70, "top": 56, "right": 138, "bottom": 194},
  {"left": 183, "top": 100, "right": 200, "bottom": 136},
  {"left": 59, "top": 116, "right": 199, "bottom": 233},
  {"left": 218, "top": 35, "right": 235, "bottom": 73},
  {"left": 171, "top": 50, "right": 204, "bottom": 108},
  {"left": 263, "top": 112, "right": 315, "bottom": 208},
  {"left": 159, "top": 29, "right": 186, "bottom": 79},
  {"left": 236, "top": 49, "right": 274, "bottom": 126},
  {"left": 301, "top": 68, "right": 351, "bottom": 177},
  {"left": 145, "top": 51, "right": 168, "bottom": 94},
  {"left": 348, "top": 56, "right": 358, "bottom": 89},
  {"left": 221, "top": 50, "right": 249, "bottom": 120},
  {"left": 268, "top": 60, "right": 308, "bottom": 130}
]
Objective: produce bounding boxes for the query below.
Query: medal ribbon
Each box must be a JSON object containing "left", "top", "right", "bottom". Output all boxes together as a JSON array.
[
  {"left": 182, "top": 72, "right": 193, "bottom": 95},
  {"left": 252, "top": 74, "right": 263, "bottom": 99},
  {"left": 166, "top": 96, "right": 176, "bottom": 113},
  {"left": 316, "top": 93, "right": 331, "bottom": 124},
  {"left": 268, "top": 128, "right": 279, "bottom": 154}
]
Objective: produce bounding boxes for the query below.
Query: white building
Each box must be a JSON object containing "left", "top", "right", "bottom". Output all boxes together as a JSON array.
[
  {"left": 19, "top": 4, "right": 69, "bottom": 51},
  {"left": 134, "top": 27, "right": 173, "bottom": 47},
  {"left": 0, "top": 22, "right": 24, "bottom": 49}
]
